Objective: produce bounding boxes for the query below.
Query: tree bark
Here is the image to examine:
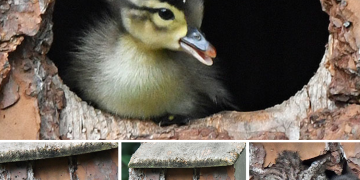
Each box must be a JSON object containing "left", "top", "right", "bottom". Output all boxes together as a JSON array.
[
  {"left": 250, "top": 143, "right": 360, "bottom": 179},
  {"left": 0, "top": 0, "right": 359, "bottom": 140}
]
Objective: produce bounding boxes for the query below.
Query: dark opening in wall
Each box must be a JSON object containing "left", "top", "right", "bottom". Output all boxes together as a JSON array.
[{"left": 48, "top": 0, "right": 329, "bottom": 112}]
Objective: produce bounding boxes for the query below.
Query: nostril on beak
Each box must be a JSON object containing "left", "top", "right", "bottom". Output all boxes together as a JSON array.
[{"left": 193, "top": 33, "right": 202, "bottom": 41}]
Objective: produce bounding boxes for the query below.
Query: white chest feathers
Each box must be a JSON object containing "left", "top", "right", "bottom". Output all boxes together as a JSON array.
[{"left": 94, "top": 36, "right": 192, "bottom": 118}]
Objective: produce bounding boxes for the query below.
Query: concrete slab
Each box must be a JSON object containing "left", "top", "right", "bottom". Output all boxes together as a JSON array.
[
  {"left": 0, "top": 142, "right": 118, "bottom": 163},
  {"left": 129, "top": 142, "right": 245, "bottom": 168}
]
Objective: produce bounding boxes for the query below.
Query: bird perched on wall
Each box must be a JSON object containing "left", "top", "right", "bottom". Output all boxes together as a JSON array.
[{"left": 65, "top": 0, "right": 233, "bottom": 125}]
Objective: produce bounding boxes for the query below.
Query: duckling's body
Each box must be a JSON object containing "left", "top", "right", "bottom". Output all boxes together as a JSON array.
[{"left": 66, "top": 0, "right": 232, "bottom": 122}]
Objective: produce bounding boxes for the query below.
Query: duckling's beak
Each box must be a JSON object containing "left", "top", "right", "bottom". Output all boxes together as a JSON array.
[{"left": 180, "top": 27, "right": 217, "bottom": 66}]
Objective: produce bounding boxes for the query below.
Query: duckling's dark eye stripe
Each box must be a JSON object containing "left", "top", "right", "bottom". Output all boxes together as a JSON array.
[
  {"left": 122, "top": 0, "right": 169, "bottom": 14},
  {"left": 159, "top": 0, "right": 186, "bottom": 10}
]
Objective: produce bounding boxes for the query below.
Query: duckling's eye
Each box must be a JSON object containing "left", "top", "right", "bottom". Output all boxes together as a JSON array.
[{"left": 158, "top": 8, "right": 175, "bottom": 21}]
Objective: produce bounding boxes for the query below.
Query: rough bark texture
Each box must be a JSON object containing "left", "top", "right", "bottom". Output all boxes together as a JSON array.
[
  {"left": 0, "top": 0, "right": 54, "bottom": 140},
  {"left": 250, "top": 143, "right": 360, "bottom": 179},
  {"left": 0, "top": 0, "right": 359, "bottom": 140},
  {"left": 300, "top": 0, "right": 360, "bottom": 140}
]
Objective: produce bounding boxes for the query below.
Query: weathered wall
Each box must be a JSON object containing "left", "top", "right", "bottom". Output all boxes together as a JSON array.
[
  {"left": 0, "top": 149, "right": 118, "bottom": 180},
  {"left": 129, "top": 166, "right": 236, "bottom": 180}
]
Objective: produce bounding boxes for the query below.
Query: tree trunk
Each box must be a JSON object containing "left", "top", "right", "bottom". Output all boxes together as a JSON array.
[{"left": 0, "top": 0, "right": 359, "bottom": 140}]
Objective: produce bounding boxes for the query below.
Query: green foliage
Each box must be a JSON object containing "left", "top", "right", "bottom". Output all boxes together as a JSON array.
[{"left": 122, "top": 143, "right": 141, "bottom": 180}]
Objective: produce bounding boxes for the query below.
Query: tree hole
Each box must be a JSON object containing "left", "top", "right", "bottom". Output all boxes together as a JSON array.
[{"left": 48, "top": 0, "right": 329, "bottom": 112}]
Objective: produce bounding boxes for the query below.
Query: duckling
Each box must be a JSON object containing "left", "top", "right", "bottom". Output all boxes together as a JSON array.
[{"left": 65, "top": 0, "right": 233, "bottom": 125}]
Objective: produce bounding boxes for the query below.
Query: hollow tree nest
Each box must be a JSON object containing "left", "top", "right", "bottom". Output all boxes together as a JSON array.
[{"left": 1, "top": 0, "right": 360, "bottom": 140}]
